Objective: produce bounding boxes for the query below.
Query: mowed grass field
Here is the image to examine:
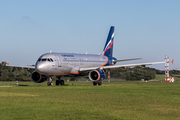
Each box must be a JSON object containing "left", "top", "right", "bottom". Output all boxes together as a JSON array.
[
  {"left": 155, "top": 74, "right": 180, "bottom": 81},
  {"left": 0, "top": 81, "right": 180, "bottom": 120}
]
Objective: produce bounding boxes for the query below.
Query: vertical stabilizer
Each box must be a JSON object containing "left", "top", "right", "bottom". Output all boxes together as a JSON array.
[{"left": 102, "top": 26, "right": 114, "bottom": 57}]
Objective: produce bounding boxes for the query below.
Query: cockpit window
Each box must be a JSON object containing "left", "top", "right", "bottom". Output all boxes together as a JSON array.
[
  {"left": 38, "top": 58, "right": 54, "bottom": 62},
  {"left": 42, "top": 58, "right": 47, "bottom": 61},
  {"left": 48, "top": 58, "right": 53, "bottom": 62}
]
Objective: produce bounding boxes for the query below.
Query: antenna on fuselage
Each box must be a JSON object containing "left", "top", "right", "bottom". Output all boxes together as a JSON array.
[{"left": 50, "top": 50, "right": 52, "bottom": 53}]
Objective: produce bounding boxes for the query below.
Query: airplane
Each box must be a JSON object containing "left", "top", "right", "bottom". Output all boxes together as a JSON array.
[{"left": 6, "top": 26, "right": 165, "bottom": 86}]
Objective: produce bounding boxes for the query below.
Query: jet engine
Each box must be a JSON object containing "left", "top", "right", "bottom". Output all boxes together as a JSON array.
[
  {"left": 31, "top": 71, "right": 47, "bottom": 83},
  {"left": 89, "top": 70, "right": 106, "bottom": 82}
]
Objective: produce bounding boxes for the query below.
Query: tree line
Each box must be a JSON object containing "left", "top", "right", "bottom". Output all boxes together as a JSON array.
[
  {"left": 0, "top": 62, "right": 34, "bottom": 81},
  {"left": 106, "top": 66, "right": 156, "bottom": 80}
]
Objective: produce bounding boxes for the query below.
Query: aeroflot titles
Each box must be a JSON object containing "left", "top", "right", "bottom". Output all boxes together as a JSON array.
[{"left": 62, "top": 55, "right": 74, "bottom": 57}]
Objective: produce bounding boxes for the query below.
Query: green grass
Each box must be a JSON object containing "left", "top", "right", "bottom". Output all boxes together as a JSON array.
[
  {"left": 155, "top": 74, "right": 166, "bottom": 81},
  {"left": 155, "top": 74, "right": 180, "bottom": 81},
  {"left": 0, "top": 82, "right": 180, "bottom": 120}
]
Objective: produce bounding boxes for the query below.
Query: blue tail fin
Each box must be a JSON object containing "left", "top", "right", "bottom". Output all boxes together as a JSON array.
[{"left": 102, "top": 26, "right": 114, "bottom": 57}]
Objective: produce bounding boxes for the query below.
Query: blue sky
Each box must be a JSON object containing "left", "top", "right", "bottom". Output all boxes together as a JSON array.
[{"left": 0, "top": 0, "right": 179, "bottom": 70}]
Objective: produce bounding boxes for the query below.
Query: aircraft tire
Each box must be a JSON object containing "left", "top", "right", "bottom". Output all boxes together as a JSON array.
[
  {"left": 98, "top": 81, "right": 102, "bottom": 86},
  {"left": 56, "top": 80, "right": 60, "bottom": 85},
  {"left": 60, "top": 80, "right": 64, "bottom": 85},
  {"left": 47, "top": 82, "right": 51, "bottom": 86},
  {"left": 93, "top": 82, "right": 97, "bottom": 86}
]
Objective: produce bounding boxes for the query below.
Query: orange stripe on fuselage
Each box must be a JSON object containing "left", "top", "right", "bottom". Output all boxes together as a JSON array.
[
  {"left": 100, "top": 56, "right": 109, "bottom": 67},
  {"left": 70, "top": 72, "right": 79, "bottom": 74},
  {"left": 48, "top": 72, "right": 79, "bottom": 76}
]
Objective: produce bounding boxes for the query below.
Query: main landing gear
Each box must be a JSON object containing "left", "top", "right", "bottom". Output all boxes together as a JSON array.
[
  {"left": 93, "top": 81, "right": 102, "bottom": 86},
  {"left": 55, "top": 76, "right": 64, "bottom": 86}
]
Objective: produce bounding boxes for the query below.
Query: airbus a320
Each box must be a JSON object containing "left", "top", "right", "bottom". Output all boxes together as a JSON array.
[{"left": 7, "top": 26, "right": 165, "bottom": 86}]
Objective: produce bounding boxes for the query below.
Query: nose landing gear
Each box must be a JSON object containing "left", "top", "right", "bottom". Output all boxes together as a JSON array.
[
  {"left": 47, "top": 77, "right": 53, "bottom": 86},
  {"left": 47, "top": 76, "right": 65, "bottom": 86}
]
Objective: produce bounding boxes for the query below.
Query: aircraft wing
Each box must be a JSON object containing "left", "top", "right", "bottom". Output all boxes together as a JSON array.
[
  {"left": 79, "top": 61, "right": 165, "bottom": 72},
  {"left": 112, "top": 58, "right": 142, "bottom": 63},
  {"left": 6, "top": 65, "right": 35, "bottom": 69}
]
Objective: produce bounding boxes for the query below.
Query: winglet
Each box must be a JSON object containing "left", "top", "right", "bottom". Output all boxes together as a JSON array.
[
  {"left": 6, "top": 63, "right": 9, "bottom": 65},
  {"left": 171, "top": 59, "right": 174, "bottom": 64}
]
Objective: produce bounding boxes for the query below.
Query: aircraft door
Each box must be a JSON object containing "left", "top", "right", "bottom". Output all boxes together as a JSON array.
[{"left": 55, "top": 55, "right": 61, "bottom": 67}]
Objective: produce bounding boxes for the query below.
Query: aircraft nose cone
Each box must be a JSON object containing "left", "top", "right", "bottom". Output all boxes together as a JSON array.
[{"left": 35, "top": 63, "right": 45, "bottom": 73}]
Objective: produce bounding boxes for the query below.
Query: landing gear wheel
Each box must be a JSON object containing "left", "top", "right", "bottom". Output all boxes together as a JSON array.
[
  {"left": 56, "top": 80, "right": 60, "bottom": 85},
  {"left": 47, "top": 82, "right": 51, "bottom": 86},
  {"left": 47, "top": 76, "right": 53, "bottom": 86},
  {"left": 60, "top": 80, "right": 64, "bottom": 85},
  {"left": 98, "top": 81, "right": 102, "bottom": 86},
  {"left": 93, "top": 82, "right": 97, "bottom": 86}
]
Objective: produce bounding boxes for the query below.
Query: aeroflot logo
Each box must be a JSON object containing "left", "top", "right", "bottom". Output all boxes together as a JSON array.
[
  {"left": 103, "top": 33, "right": 114, "bottom": 54},
  {"left": 62, "top": 55, "right": 74, "bottom": 57}
]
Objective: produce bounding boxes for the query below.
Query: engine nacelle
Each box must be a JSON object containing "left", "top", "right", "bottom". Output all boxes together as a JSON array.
[
  {"left": 89, "top": 70, "right": 106, "bottom": 82},
  {"left": 31, "top": 71, "right": 47, "bottom": 83}
]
